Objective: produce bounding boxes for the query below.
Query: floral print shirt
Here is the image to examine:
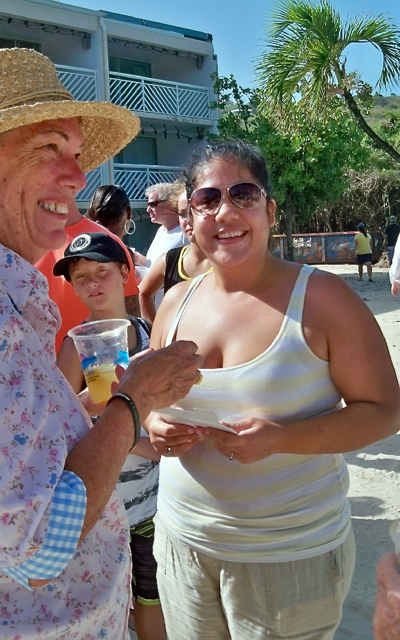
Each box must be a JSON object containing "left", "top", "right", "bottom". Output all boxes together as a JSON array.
[{"left": 0, "top": 246, "right": 131, "bottom": 639}]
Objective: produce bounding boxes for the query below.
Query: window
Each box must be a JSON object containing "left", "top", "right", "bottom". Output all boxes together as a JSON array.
[
  {"left": 115, "top": 137, "right": 157, "bottom": 165},
  {"left": 109, "top": 57, "right": 151, "bottom": 78},
  {"left": 0, "top": 38, "right": 41, "bottom": 52}
]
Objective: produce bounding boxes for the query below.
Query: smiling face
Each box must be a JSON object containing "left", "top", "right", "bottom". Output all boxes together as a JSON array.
[
  {"left": 69, "top": 258, "right": 129, "bottom": 315},
  {"left": 0, "top": 118, "right": 86, "bottom": 264},
  {"left": 190, "top": 158, "right": 276, "bottom": 270}
]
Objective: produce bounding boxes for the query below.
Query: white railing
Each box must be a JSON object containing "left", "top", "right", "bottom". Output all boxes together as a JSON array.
[
  {"left": 55, "top": 65, "right": 192, "bottom": 203},
  {"left": 76, "top": 168, "right": 103, "bottom": 203},
  {"left": 113, "top": 164, "right": 181, "bottom": 201},
  {"left": 109, "top": 72, "right": 211, "bottom": 120},
  {"left": 56, "top": 65, "right": 211, "bottom": 121},
  {"left": 76, "top": 165, "right": 181, "bottom": 204},
  {"left": 56, "top": 65, "right": 98, "bottom": 101}
]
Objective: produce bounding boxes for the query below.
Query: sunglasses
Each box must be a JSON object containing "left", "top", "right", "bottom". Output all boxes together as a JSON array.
[
  {"left": 189, "top": 182, "right": 267, "bottom": 217},
  {"left": 147, "top": 199, "right": 164, "bottom": 208}
]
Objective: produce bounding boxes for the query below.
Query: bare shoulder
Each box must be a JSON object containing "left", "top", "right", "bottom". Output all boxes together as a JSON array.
[
  {"left": 304, "top": 267, "right": 399, "bottom": 408},
  {"left": 306, "top": 267, "right": 374, "bottom": 321},
  {"left": 150, "top": 280, "right": 192, "bottom": 349},
  {"left": 301, "top": 267, "right": 385, "bottom": 362},
  {"left": 57, "top": 334, "right": 76, "bottom": 360}
]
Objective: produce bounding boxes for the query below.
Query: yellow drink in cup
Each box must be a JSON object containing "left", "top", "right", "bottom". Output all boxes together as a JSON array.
[
  {"left": 84, "top": 364, "right": 119, "bottom": 404},
  {"left": 68, "top": 319, "right": 130, "bottom": 404}
]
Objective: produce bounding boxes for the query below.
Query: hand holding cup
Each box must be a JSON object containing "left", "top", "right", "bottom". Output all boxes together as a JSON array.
[{"left": 115, "top": 341, "right": 202, "bottom": 421}]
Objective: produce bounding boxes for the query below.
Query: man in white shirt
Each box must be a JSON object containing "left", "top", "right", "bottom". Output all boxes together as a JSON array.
[{"left": 135, "top": 182, "right": 188, "bottom": 268}]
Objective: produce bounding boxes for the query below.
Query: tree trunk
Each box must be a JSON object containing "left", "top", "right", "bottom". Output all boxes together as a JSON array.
[
  {"left": 285, "top": 194, "right": 294, "bottom": 261},
  {"left": 343, "top": 89, "right": 400, "bottom": 164}
]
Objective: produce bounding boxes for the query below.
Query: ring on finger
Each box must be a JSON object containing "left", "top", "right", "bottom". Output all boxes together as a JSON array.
[{"left": 166, "top": 446, "right": 174, "bottom": 457}]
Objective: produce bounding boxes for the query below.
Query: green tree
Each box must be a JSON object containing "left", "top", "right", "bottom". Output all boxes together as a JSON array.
[
  {"left": 258, "top": 103, "right": 369, "bottom": 257},
  {"left": 209, "top": 74, "right": 259, "bottom": 142},
  {"left": 257, "top": 0, "right": 400, "bottom": 163},
  {"left": 209, "top": 75, "right": 370, "bottom": 258},
  {"left": 209, "top": 75, "right": 369, "bottom": 258}
]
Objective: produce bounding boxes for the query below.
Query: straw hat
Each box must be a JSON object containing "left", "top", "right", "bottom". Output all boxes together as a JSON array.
[{"left": 0, "top": 48, "right": 140, "bottom": 172}]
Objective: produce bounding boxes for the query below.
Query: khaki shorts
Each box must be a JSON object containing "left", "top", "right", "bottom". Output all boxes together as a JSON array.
[{"left": 153, "top": 520, "right": 355, "bottom": 640}]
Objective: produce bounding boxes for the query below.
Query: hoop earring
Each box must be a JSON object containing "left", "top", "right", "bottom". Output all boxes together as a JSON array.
[{"left": 124, "top": 218, "right": 136, "bottom": 235}]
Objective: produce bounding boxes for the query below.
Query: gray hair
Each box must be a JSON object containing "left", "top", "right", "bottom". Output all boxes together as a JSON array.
[{"left": 145, "top": 182, "right": 174, "bottom": 201}]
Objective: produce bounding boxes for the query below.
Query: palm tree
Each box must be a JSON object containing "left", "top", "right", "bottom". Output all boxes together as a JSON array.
[{"left": 257, "top": 0, "right": 400, "bottom": 163}]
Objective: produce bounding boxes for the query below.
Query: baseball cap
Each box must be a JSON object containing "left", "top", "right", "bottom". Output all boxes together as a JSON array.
[
  {"left": 53, "top": 232, "right": 130, "bottom": 282},
  {"left": 390, "top": 215, "right": 397, "bottom": 222},
  {"left": 358, "top": 222, "right": 365, "bottom": 228}
]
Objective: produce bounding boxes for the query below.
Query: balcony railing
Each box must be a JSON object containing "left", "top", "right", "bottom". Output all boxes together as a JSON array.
[
  {"left": 109, "top": 72, "right": 211, "bottom": 120},
  {"left": 56, "top": 65, "right": 211, "bottom": 121},
  {"left": 56, "top": 64, "right": 196, "bottom": 203},
  {"left": 76, "top": 168, "right": 103, "bottom": 203},
  {"left": 114, "top": 164, "right": 181, "bottom": 201},
  {"left": 56, "top": 65, "right": 98, "bottom": 101},
  {"left": 76, "top": 165, "right": 181, "bottom": 204}
]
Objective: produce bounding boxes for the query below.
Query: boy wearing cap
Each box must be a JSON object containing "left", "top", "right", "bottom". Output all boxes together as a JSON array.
[
  {"left": 36, "top": 200, "right": 140, "bottom": 354},
  {"left": 54, "top": 232, "right": 166, "bottom": 640},
  {"left": 384, "top": 216, "right": 400, "bottom": 266}
]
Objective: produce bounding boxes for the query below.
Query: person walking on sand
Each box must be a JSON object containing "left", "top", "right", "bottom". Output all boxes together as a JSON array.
[
  {"left": 384, "top": 215, "right": 400, "bottom": 267},
  {"left": 355, "top": 222, "right": 373, "bottom": 282}
]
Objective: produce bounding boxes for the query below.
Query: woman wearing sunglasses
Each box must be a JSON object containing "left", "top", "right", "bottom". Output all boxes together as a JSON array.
[{"left": 145, "top": 140, "right": 400, "bottom": 640}]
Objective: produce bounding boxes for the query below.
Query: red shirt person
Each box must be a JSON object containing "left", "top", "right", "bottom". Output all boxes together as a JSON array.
[{"left": 36, "top": 202, "right": 139, "bottom": 352}]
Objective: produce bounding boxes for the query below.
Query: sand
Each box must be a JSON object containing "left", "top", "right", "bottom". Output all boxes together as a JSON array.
[
  {"left": 316, "top": 263, "right": 400, "bottom": 639},
  {"left": 130, "top": 263, "right": 400, "bottom": 640}
]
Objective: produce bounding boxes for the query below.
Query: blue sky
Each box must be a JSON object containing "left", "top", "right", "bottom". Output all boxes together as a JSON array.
[{"left": 60, "top": 0, "right": 400, "bottom": 94}]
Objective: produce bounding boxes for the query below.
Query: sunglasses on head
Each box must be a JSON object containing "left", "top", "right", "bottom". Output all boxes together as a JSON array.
[
  {"left": 147, "top": 199, "right": 164, "bottom": 208},
  {"left": 189, "top": 182, "right": 267, "bottom": 217}
]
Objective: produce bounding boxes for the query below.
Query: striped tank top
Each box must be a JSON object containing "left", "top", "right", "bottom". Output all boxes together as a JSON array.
[{"left": 158, "top": 264, "right": 351, "bottom": 562}]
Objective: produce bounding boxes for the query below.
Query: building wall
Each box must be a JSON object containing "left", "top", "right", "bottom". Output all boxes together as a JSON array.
[{"left": 0, "top": 0, "right": 218, "bottom": 249}]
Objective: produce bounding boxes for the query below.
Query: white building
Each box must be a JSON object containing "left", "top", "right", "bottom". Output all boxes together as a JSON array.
[{"left": 0, "top": 0, "right": 218, "bottom": 251}]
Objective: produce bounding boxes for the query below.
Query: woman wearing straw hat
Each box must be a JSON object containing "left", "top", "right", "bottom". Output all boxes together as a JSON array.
[{"left": 0, "top": 48, "right": 202, "bottom": 640}]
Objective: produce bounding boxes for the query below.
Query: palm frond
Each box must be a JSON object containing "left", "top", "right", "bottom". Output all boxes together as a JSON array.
[
  {"left": 341, "top": 13, "right": 400, "bottom": 88},
  {"left": 257, "top": 0, "right": 400, "bottom": 113}
]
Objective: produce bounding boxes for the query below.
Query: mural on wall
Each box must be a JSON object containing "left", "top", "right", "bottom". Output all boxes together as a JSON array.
[{"left": 271, "top": 232, "right": 382, "bottom": 264}]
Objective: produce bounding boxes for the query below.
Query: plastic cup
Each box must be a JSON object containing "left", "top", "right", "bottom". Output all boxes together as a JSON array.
[
  {"left": 135, "top": 266, "right": 149, "bottom": 282},
  {"left": 68, "top": 319, "right": 130, "bottom": 404}
]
